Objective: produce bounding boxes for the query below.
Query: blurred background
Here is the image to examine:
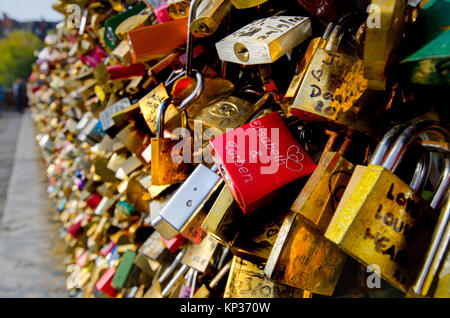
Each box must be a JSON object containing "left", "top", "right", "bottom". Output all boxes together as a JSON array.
[{"left": 0, "top": 1, "right": 68, "bottom": 298}]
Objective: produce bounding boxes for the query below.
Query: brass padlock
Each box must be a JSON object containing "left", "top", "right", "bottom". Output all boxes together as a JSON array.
[
  {"left": 290, "top": 16, "right": 375, "bottom": 137},
  {"left": 215, "top": 15, "right": 312, "bottom": 65},
  {"left": 167, "top": 0, "right": 190, "bottom": 20},
  {"left": 190, "top": 0, "right": 233, "bottom": 38},
  {"left": 264, "top": 134, "right": 354, "bottom": 295},
  {"left": 363, "top": 0, "right": 408, "bottom": 90},
  {"left": 230, "top": 0, "right": 268, "bottom": 9},
  {"left": 325, "top": 121, "right": 449, "bottom": 292},
  {"left": 224, "top": 256, "right": 310, "bottom": 298}
]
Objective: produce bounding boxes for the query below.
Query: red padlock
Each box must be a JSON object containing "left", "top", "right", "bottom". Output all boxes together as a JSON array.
[
  {"left": 107, "top": 63, "right": 146, "bottom": 81},
  {"left": 154, "top": 3, "right": 173, "bottom": 23},
  {"left": 96, "top": 266, "right": 117, "bottom": 298},
  {"left": 297, "top": 0, "right": 349, "bottom": 22},
  {"left": 209, "top": 112, "right": 316, "bottom": 214},
  {"left": 161, "top": 233, "right": 186, "bottom": 253},
  {"left": 86, "top": 193, "right": 102, "bottom": 210}
]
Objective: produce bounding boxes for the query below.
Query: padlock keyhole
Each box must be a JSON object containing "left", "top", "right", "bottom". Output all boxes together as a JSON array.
[{"left": 234, "top": 42, "right": 250, "bottom": 62}]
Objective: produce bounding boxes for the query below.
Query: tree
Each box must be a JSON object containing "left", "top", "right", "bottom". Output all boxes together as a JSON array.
[{"left": 0, "top": 30, "right": 43, "bottom": 87}]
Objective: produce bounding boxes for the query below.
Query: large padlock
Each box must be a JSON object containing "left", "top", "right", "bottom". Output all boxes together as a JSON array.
[
  {"left": 325, "top": 120, "right": 449, "bottom": 292},
  {"left": 264, "top": 133, "right": 355, "bottom": 295},
  {"left": 290, "top": 15, "right": 376, "bottom": 137},
  {"left": 215, "top": 15, "right": 312, "bottom": 65},
  {"left": 209, "top": 111, "right": 316, "bottom": 214}
]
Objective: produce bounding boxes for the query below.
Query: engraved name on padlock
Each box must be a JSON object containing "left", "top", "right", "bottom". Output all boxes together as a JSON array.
[{"left": 215, "top": 16, "right": 312, "bottom": 65}]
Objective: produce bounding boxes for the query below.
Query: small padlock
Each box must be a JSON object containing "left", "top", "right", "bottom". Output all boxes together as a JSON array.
[
  {"left": 325, "top": 120, "right": 449, "bottom": 292},
  {"left": 150, "top": 99, "right": 193, "bottom": 186},
  {"left": 209, "top": 111, "right": 316, "bottom": 214},
  {"left": 167, "top": 0, "right": 190, "bottom": 20},
  {"left": 190, "top": 0, "right": 233, "bottom": 38},
  {"left": 154, "top": 164, "right": 222, "bottom": 240},
  {"left": 215, "top": 15, "right": 312, "bottom": 65},
  {"left": 181, "top": 233, "right": 219, "bottom": 273}
]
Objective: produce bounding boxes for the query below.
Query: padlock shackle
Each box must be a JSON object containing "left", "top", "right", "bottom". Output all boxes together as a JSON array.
[
  {"left": 383, "top": 121, "right": 448, "bottom": 172},
  {"left": 409, "top": 151, "right": 431, "bottom": 194},
  {"left": 369, "top": 123, "right": 408, "bottom": 165},
  {"left": 186, "top": 0, "right": 204, "bottom": 77},
  {"left": 412, "top": 187, "right": 450, "bottom": 296},
  {"left": 156, "top": 98, "right": 172, "bottom": 138},
  {"left": 178, "top": 69, "right": 204, "bottom": 111},
  {"left": 383, "top": 120, "right": 449, "bottom": 208},
  {"left": 324, "top": 12, "right": 359, "bottom": 52}
]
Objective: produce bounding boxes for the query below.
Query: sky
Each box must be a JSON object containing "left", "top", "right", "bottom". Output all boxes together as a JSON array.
[{"left": 0, "top": 0, "right": 63, "bottom": 22}]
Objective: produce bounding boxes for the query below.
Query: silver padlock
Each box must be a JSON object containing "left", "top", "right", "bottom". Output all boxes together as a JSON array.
[
  {"left": 215, "top": 15, "right": 312, "bottom": 65},
  {"left": 157, "top": 164, "right": 222, "bottom": 236}
]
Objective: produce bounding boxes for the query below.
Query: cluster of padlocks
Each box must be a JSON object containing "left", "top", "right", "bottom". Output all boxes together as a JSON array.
[{"left": 27, "top": 0, "right": 449, "bottom": 298}]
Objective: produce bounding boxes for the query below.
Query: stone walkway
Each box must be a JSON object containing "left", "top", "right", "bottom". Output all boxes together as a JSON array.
[{"left": 0, "top": 110, "right": 68, "bottom": 297}]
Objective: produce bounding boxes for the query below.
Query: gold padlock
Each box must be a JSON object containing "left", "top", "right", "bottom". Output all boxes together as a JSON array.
[
  {"left": 290, "top": 16, "right": 376, "bottom": 137},
  {"left": 230, "top": 0, "right": 268, "bottom": 9},
  {"left": 363, "top": 0, "right": 408, "bottom": 90},
  {"left": 224, "top": 256, "right": 310, "bottom": 298},
  {"left": 190, "top": 0, "right": 233, "bottom": 38},
  {"left": 167, "top": 0, "right": 190, "bottom": 20},
  {"left": 325, "top": 121, "right": 449, "bottom": 292},
  {"left": 150, "top": 98, "right": 193, "bottom": 186},
  {"left": 265, "top": 134, "right": 354, "bottom": 296}
]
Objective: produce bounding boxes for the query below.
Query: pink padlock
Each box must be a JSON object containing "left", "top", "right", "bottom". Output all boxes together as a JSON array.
[
  {"left": 154, "top": 3, "right": 173, "bottom": 24},
  {"left": 209, "top": 112, "right": 316, "bottom": 214}
]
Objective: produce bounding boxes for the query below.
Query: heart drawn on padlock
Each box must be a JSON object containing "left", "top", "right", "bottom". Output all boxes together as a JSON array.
[{"left": 285, "top": 145, "right": 305, "bottom": 172}]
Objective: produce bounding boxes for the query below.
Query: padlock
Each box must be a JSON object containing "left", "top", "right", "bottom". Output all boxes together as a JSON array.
[
  {"left": 230, "top": 0, "right": 268, "bottom": 9},
  {"left": 224, "top": 256, "right": 310, "bottom": 298},
  {"left": 154, "top": 164, "right": 222, "bottom": 241},
  {"left": 209, "top": 111, "right": 316, "bottom": 214},
  {"left": 115, "top": 12, "right": 153, "bottom": 41},
  {"left": 154, "top": 3, "right": 174, "bottom": 23},
  {"left": 190, "top": 0, "right": 233, "bottom": 38},
  {"left": 363, "top": 0, "right": 408, "bottom": 90},
  {"left": 167, "top": 0, "right": 190, "bottom": 20},
  {"left": 127, "top": 18, "right": 189, "bottom": 63},
  {"left": 297, "top": 0, "right": 350, "bottom": 22},
  {"left": 150, "top": 101, "right": 192, "bottom": 186},
  {"left": 201, "top": 184, "right": 242, "bottom": 244},
  {"left": 215, "top": 15, "right": 312, "bottom": 65},
  {"left": 104, "top": 2, "right": 147, "bottom": 50},
  {"left": 181, "top": 233, "right": 219, "bottom": 272},
  {"left": 111, "top": 250, "right": 137, "bottom": 290},
  {"left": 325, "top": 120, "right": 449, "bottom": 292},
  {"left": 99, "top": 97, "right": 131, "bottom": 137},
  {"left": 193, "top": 259, "right": 232, "bottom": 298},
  {"left": 264, "top": 133, "right": 354, "bottom": 295},
  {"left": 290, "top": 16, "right": 377, "bottom": 137}
]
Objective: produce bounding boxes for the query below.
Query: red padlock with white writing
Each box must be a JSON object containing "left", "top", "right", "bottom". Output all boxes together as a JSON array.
[{"left": 209, "top": 111, "right": 316, "bottom": 214}]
